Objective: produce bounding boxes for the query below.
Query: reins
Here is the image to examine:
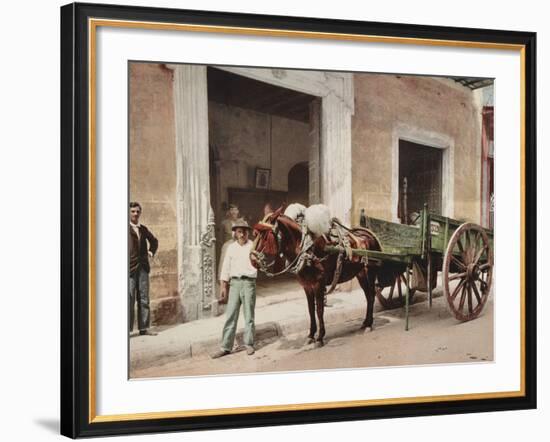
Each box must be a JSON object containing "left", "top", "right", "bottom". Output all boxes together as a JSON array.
[
  {"left": 252, "top": 213, "right": 373, "bottom": 288},
  {"left": 252, "top": 215, "right": 312, "bottom": 277}
]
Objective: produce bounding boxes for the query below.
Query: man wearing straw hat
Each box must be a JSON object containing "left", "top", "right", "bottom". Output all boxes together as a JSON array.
[
  {"left": 218, "top": 203, "right": 244, "bottom": 280},
  {"left": 212, "top": 220, "right": 257, "bottom": 358}
]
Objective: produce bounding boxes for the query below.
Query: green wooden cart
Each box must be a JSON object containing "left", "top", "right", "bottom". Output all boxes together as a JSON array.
[{"left": 326, "top": 204, "right": 494, "bottom": 330}]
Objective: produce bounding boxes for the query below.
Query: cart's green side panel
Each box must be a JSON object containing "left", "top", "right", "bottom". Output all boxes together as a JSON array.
[{"left": 365, "top": 217, "right": 422, "bottom": 254}]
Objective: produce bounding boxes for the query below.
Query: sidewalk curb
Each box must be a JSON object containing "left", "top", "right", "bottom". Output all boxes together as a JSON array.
[{"left": 130, "top": 304, "right": 368, "bottom": 372}]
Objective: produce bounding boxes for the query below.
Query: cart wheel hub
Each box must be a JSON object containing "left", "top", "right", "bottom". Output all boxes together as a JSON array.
[{"left": 466, "top": 263, "right": 477, "bottom": 280}]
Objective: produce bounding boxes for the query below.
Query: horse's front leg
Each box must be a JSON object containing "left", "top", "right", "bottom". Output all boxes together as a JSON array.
[
  {"left": 305, "top": 288, "right": 317, "bottom": 345},
  {"left": 314, "top": 285, "right": 326, "bottom": 347}
]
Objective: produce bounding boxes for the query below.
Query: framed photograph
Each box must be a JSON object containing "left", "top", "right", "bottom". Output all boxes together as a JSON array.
[
  {"left": 60, "top": 2, "right": 537, "bottom": 438},
  {"left": 255, "top": 167, "right": 271, "bottom": 189}
]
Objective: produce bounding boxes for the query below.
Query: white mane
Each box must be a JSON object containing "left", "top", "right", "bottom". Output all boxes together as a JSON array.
[
  {"left": 284, "top": 203, "right": 306, "bottom": 221},
  {"left": 284, "top": 203, "right": 332, "bottom": 237},
  {"left": 304, "top": 204, "right": 332, "bottom": 237}
]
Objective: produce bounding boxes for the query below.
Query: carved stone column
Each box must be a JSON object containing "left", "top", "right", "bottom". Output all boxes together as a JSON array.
[
  {"left": 308, "top": 99, "right": 321, "bottom": 205},
  {"left": 169, "top": 64, "right": 216, "bottom": 321},
  {"left": 321, "top": 91, "right": 353, "bottom": 225}
]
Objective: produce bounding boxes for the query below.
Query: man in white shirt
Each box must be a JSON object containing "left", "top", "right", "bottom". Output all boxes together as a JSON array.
[
  {"left": 212, "top": 220, "right": 258, "bottom": 358},
  {"left": 218, "top": 203, "right": 244, "bottom": 280}
]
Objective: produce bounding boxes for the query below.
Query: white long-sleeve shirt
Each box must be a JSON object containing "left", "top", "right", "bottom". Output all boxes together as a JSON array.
[{"left": 219, "top": 240, "right": 257, "bottom": 282}]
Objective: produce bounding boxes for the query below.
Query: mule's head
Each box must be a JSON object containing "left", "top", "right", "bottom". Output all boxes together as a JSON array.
[
  {"left": 249, "top": 206, "right": 286, "bottom": 271},
  {"left": 250, "top": 205, "right": 305, "bottom": 274}
]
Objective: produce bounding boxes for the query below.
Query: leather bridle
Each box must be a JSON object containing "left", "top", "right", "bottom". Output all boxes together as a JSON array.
[{"left": 250, "top": 214, "right": 312, "bottom": 277}]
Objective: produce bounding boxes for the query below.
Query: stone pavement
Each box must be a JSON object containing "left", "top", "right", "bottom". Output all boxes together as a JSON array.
[{"left": 130, "top": 280, "right": 375, "bottom": 373}]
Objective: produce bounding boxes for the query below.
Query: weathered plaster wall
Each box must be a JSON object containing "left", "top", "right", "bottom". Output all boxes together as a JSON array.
[
  {"left": 208, "top": 101, "right": 310, "bottom": 219},
  {"left": 351, "top": 74, "right": 482, "bottom": 224},
  {"left": 129, "top": 63, "right": 181, "bottom": 325}
]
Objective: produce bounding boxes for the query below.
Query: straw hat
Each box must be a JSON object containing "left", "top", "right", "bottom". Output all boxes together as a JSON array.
[{"left": 231, "top": 220, "right": 253, "bottom": 231}]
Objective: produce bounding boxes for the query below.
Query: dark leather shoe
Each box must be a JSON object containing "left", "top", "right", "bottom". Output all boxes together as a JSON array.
[
  {"left": 139, "top": 330, "right": 158, "bottom": 336},
  {"left": 211, "top": 349, "right": 230, "bottom": 359}
]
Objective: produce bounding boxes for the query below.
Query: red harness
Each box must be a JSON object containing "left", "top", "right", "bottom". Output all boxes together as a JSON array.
[{"left": 253, "top": 222, "right": 278, "bottom": 256}]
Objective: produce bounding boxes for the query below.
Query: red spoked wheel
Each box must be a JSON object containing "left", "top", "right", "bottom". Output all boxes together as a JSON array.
[
  {"left": 375, "top": 269, "right": 416, "bottom": 310},
  {"left": 442, "top": 223, "right": 493, "bottom": 321}
]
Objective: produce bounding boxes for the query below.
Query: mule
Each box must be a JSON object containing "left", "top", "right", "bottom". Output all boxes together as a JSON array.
[{"left": 250, "top": 206, "right": 381, "bottom": 347}]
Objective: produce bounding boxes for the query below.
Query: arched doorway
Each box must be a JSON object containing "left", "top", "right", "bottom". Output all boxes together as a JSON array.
[{"left": 287, "top": 162, "right": 309, "bottom": 206}]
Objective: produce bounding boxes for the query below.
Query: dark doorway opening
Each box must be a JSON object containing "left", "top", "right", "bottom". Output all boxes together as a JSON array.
[
  {"left": 206, "top": 67, "right": 319, "bottom": 294},
  {"left": 398, "top": 140, "right": 443, "bottom": 223},
  {"left": 207, "top": 67, "right": 318, "bottom": 230},
  {"left": 288, "top": 162, "right": 309, "bottom": 207}
]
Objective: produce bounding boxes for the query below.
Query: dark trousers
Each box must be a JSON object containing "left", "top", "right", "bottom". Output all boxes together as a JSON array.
[{"left": 129, "top": 267, "right": 150, "bottom": 332}]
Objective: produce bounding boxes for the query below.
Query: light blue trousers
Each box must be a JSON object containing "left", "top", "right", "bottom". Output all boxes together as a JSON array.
[{"left": 221, "top": 279, "right": 256, "bottom": 351}]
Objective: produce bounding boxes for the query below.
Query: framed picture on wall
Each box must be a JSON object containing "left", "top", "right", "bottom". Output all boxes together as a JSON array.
[
  {"left": 61, "top": 2, "right": 536, "bottom": 438},
  {"left": 255, "top": 168, "right": 271, "bottom": 189}
]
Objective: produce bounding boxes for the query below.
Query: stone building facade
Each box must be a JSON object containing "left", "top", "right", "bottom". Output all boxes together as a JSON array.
[
  {"left": 351, "top": 74, "right": 484, "bottom": 223},
  {"left": 129, "top": 62, "right": 491, "bottom": 326}
]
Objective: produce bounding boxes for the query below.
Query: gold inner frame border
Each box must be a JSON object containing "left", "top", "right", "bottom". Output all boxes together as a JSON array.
[{"left": 87, "top": 17, "right": 527, "bottom": 424}]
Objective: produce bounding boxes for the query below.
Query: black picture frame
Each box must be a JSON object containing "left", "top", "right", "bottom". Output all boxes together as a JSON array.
[
  {"left": 61, "top": 2, "right": 537, "bottom": 438},
  {"left": 255, "top": 168, "right": 271, "bottom": 189}
]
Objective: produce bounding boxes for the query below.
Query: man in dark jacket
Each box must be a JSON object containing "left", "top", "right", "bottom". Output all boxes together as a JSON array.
[{"left": 129, "top": 202, "right": 159, "bottom": 336}]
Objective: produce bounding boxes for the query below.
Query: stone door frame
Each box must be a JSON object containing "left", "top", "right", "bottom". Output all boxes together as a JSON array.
[{"left": 168, "top": 64, "right": 354, "bottom": 321}]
